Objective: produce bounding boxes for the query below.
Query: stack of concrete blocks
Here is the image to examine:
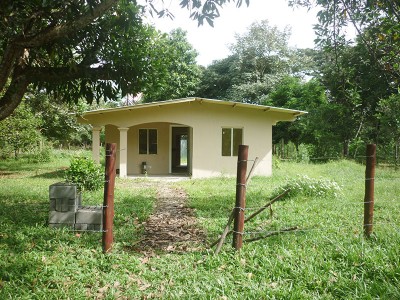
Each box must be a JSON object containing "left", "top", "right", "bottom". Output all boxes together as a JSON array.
[{"left": 48, "top": 182, "right": 102, "bottom": 231}]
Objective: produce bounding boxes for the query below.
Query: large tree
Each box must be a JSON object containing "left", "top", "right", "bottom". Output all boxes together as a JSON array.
[
  {"left": 289, "top": 0, "right": 400, "bottom": 84},
  {"left": 198, "top": 20, "right": 307, "bottom": 103},
  {"left": 141, "top": 28, "right": 201, "bottom": 102},
  {"left": 0, "top": 0, "right": 249, "bottom": 121}
]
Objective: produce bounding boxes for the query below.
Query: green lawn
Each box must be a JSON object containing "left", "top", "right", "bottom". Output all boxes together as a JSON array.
[{"left": 0, "top": 155, "right": 399, "bottom": 299}]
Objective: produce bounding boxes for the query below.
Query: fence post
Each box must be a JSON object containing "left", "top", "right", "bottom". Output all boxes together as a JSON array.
[
  {"left": 232, "top": 145, "right": 249, "bottom": 251},
  {"left": 364, "top": 144, "right": 376, "bottom": 238},
  {"left": 102, "top": 143, "right": 116, "bottom": 253}
]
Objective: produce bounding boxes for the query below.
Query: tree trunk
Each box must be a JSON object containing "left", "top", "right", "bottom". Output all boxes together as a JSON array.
[
  {"left": 343, "top": 140, "right": 350, "bottom": 158},
  {"left": 0, "top": 71, "right": 29, "bottom": 121}
]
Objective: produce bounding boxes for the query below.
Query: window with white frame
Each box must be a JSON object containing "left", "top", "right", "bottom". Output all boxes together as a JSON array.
[
  {"left": 139, "top": 129, "right": 157, "bottom": 154},
  {"left": 222, "top": 128, "right": 243, "bottom": 156}
]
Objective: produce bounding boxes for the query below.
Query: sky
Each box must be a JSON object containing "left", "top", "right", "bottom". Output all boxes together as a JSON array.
[{"left": 143, "top": 0, "right": 320, "bottom": 66}]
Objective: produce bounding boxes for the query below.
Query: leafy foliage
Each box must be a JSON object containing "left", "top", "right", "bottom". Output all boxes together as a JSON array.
[
  {"left": 65, "top": 156, "right": 104, "bottom": 192},
  {"left": 0, "top": 101, "right": 42, "bottom": 158},
  {"left": 277, "top": 175, "right": 342, "bottom": 198},
  {"left": 26, "top": 91, "right": 92, "bottom": 148},
  {"left": 198, "top": 20, "right": 307, "bottom": 103},
  {"left": 142, "top": 28, "right": 202, "bottom": 102},
  {"left": 289, "top": 0, "right": 400, "bottom": 84},
  {"left": 146, "top": 0, "right": 250, "bottom": 26}
]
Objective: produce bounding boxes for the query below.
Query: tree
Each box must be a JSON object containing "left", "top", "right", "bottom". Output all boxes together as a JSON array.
[
  {"left": 142, "top": 28, "right": 201, "bottom": 102},
  {"left": 263, "top": 76, "right": 329, "bottom": 155},
  {"left": 230, "top": 20, "right": 293, "bottom": 83},
  {"left": 198, "top": 20, "right": 307, "bottom": 104},
  {"left": 196, "top": 54, "right": 241, "bottom": 99},
  {"left": 376, "top": 94, "right": 400, "bottom": 164},
  {"left": 0, "top": 0, "right": 250, "bottom": 121},
  {"left": 0, "top": 101, "right": 42, "bottom": 158},
  {"left": 26, "top": 92, "right": 92, "bottom": 148},
  {"left": 289, "top": 0, "right": 400, "bottom": 84}
]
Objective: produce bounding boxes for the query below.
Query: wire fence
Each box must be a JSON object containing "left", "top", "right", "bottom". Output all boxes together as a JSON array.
[{"left": 213, "top": 145, "right": 400, "bottom": 252}]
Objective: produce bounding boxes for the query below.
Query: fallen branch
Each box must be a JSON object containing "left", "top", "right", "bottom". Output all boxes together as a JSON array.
[
  {"left": 246, "top": 157, "right": 259, "bottom": 184},
  {"left": 244, "top": 189, "right": 290, "bottom": 223},
  {"left": 214, "top": 210, "right": 234, "bottom": 254},
  {"left": 210, "top": 189, "right": 291, "bottom": 249},
  {"left": 244, "top": 226, "right": 299, "bottom": 243}
]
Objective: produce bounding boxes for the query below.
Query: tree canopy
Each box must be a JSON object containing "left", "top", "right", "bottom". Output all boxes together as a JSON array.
[
  {"left": 289, "top": 0, "right": 400, "bottom": 84},
  {"left": 0, "top": 0, "right": 250, "bottom": 120}
]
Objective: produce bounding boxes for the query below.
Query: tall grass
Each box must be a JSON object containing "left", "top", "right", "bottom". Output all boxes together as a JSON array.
[{"left": 0, "top": 155, "right": 399, "bottom": 299}]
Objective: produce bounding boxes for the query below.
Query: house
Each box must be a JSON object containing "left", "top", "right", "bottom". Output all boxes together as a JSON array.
[{"left": 77, "top": 97, "right": 306, "bottom": 178}]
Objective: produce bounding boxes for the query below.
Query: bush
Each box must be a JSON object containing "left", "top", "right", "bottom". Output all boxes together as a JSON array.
[
  {"left": 29, "top": 143, "right": 53, "bottom": 163},
  {"left": 278, "top": 175, "right": 342, "bottom": 198},
  {"left": 65, "top": 156, "right": 104, "bottom": 192}
]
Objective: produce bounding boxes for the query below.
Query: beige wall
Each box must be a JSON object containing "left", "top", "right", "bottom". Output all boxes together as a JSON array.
[{"left": 92, "top": 101, "right": 276, "bottom": 177}]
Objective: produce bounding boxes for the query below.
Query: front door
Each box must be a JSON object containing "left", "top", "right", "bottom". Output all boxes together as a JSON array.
[{"left": 171, "top": 127, "right": 189, "bottom": 174}]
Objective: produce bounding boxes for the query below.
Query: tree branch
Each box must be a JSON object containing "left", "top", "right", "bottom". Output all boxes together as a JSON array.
[
  {"left": 0, "top": 70, "right": 29, "bottom": 121},
  {"left": 0, "top": 44, "right": 24, "bottom": 93},
  {"left": 25, "top": 65, "right": 125, "bottom": 83},
  {"left": 14, "top": 0, "right": 119, "bottom": 48}
]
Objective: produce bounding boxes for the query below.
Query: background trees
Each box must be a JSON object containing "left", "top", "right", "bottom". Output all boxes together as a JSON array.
[
  {"left": 197, "top": 20, "right": 303, "bottom": 103},
  {"left": 0, "top": 101, "right": 42, "bottom": 158},
  {"left": 1, "top": 0, "right": 399, "bottom": 162},
  {"left": 141, "top": 28, "right": 202, "bottom": 102}
]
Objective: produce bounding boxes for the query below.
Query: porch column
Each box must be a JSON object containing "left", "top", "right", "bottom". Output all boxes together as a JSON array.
[
  {"left": 92, "top": 126, "right": 102, "bottom": 164},
  {"left": 118, "top": 127, "right": 129, "bottom": 177}
]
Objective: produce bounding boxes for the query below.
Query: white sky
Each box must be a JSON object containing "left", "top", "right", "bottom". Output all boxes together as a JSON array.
[{"left": 143, "top": 0, "right": 320, "bottom": 66}]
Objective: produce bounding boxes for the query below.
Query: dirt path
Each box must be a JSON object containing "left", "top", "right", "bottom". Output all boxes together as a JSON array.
[{"left": 136, "top": 182, "right": 206, "bottom": 253}]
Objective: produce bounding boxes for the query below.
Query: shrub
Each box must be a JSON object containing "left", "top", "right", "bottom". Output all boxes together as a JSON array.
[
  {"left": 278, "top": 175, "right": 342, "bottom": 198},
  {"left": 65, "top": 156, "right": 104, "bottom": 192},
  {"left": 29, "top": 143, "right": 53, "bottom": 163}
]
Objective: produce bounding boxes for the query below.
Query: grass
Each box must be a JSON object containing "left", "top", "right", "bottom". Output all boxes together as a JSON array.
[{"left": 0, "top": 154, "right": 399, "bottom": 299}]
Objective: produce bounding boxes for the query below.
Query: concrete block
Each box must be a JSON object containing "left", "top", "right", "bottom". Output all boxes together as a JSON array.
[
  {"left": 74, "top": 223, "right": 88, "bottom": 231},
  {"left": 49, "top": 182, "right": 77, "bottom": 199},
  {"left": 49, "top": 198, "right": 80, "bottom": 212},
  {"left": 74, "top": 224, "right": 102, "bottom": 231},
  {"left": 49, "top": 211, "right": 75, "bottom": 224},
  {"left": 49, "top": 223, "right": 74, "bottom": 229},
  {"left": 75, "top": 206, "right": 103, "bottom": 225}
]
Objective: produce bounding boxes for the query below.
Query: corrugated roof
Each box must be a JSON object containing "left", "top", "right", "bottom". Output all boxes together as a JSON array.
[{"left": 82, "top": 97, "right": 307, "bottom": 116}]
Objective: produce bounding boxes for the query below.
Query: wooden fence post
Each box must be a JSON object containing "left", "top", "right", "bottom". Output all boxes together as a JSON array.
[
  {"left": 102, "top": 143, "right": 116, "bottom": 253},
  {"left": 232, "top": 145, "right": 248, "bottom": 251},
  {"left": 364, "top": 144, "right": 376, "bottom": 238}
]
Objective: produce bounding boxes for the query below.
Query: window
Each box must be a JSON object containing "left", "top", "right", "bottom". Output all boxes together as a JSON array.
[
  {"left": 222, "top": 128, "right": 243, "bottom": 156},
  {"left": 139, "top": 129, "right": 157, "bottom": 154}
]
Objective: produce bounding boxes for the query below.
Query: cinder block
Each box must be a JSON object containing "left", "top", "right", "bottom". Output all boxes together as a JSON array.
[
  {"left": 49, "top": 223, "right": 74, "bottom": 229},
  {"left": 49, "top": 182, "right": 77, "bottom": 199},
  {"left": 74, "top": 224, "right": 102, "bottom": 231},
  {"left": 49, "top": 198, "right": 80, "bottom": 212},
  {"left": 75, "top": 206, "right": 103, "bottom": 225},
  {"left": 49, "top": 211, "right": 75, "bottom": 224},
  {"left": 74, "top": 223, "right": 88, "bottom": 231}
]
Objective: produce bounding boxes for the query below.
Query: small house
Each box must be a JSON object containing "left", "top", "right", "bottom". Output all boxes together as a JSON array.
[{"left": 78, "top": 97, "right": 306, "bottom": 178}]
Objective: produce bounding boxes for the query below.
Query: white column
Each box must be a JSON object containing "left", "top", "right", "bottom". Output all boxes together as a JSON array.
[
  {"left": 118, "top": 127, "right": 129, "bottom": 177},
  {"left": 92, "top": 126, "right": 102, "bottom": 164}
]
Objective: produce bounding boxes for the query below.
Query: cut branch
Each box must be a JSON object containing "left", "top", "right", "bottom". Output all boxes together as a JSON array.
[
  {"left": 210, "top": 189, "right": 291, "bottom": 250},
  {"left": 244, "top": 226, "right": 299, "bottom": 243}
]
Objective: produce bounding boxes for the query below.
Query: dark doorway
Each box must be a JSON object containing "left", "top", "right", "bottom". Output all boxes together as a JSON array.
[{"left": 171, "top": 127, "right": 190, "bottom": 174}]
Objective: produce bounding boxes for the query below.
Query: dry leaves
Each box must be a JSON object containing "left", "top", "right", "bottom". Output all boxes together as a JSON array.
[{"left": 135, "top": 184, "right": 206, "bottom": 253}]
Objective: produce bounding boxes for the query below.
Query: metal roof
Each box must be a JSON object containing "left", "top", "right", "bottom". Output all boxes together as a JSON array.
[{"left": 82, "top": 97, "right": 307, "bottom": 117}]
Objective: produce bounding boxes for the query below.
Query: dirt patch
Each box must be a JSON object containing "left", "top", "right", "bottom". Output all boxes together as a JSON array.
[
  {"left": 135, "top": 183, "right": 206, "bottom": 253},
  {"left": 0, "top": 171, "right": 19, "bottom": 178}
]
